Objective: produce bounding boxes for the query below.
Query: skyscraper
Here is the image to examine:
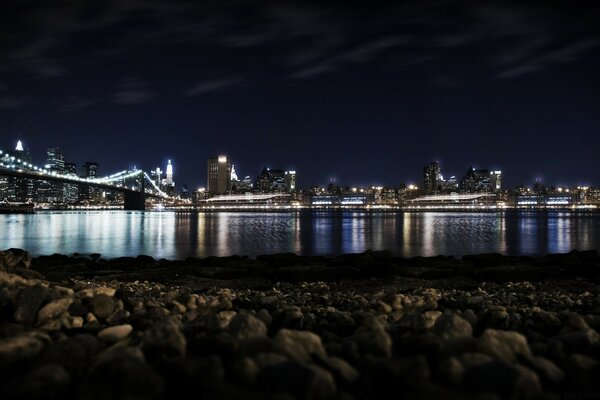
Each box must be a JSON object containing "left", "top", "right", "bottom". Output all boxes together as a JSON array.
[
  {"left": 166, "top": 160, "right": 173, "bottom": 185},
  {"left": 423, "top": 161, "right": 441, "bottom": 195},
  {"left": 207, "top": 155, "right": 231, "bottom": 195}
]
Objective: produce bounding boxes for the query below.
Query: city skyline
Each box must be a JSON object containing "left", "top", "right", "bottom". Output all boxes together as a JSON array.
[
  {"left": 0, "top": 1, "right": 598, "bottom": 189},
  {"left": 1, "top": 138, "right": 597, "bottom": 192}
]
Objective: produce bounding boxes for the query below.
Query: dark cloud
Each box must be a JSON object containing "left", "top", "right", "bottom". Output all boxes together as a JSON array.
[
  {"left": 0, "top": 95, "right": 30, "bottom": 110},
  {"left": 56, "top": 95, "right": 95, "bottom": 112},
  {"left": 185, "top": 77, "right": 242, "bottom": 96},
  {"left": 0, "top": 1, "right": 598, "bottom": 100},
  {"left": 114, "top": 78, "right": 155, "bottom": 105}
]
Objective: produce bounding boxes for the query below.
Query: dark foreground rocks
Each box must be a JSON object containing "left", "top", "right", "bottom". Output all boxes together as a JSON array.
[{"left": 1, "top": 248, "right": 600, "bottom": 399}]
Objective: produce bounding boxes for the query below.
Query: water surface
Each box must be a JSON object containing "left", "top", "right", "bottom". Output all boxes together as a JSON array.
[{"left": 1, "top": 210, "right": 598, "bottom": 259}]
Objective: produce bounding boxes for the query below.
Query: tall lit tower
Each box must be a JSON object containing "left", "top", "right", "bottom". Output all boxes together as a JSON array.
[
  {"left": 15, "top": 140, "right": 24, "bottom": 152},
  {"left": 207, "top": 155, "right": 232, "bottom": 195},
  {"left": 166, "top": 160, "right": 173, "bottom": 185}
]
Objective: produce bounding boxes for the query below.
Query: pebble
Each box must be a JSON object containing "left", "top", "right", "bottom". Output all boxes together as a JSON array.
[{"left": 97, "top": 324, "right": 133, "bottom": 343}]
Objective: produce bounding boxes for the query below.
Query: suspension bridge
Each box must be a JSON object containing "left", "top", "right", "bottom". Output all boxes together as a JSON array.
[{"left": 0, "top": 147, "right": 183, "bottom": 210}]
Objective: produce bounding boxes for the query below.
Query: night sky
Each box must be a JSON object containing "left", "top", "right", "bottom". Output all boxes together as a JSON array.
[{"left": 1, "top": 0, "right": 599, "bottom": 190}]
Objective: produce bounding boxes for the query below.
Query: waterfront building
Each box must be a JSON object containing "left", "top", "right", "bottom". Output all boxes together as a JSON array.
[
  {"left": 163, "top": 160, "right": 175, "bottom": 196},
  {"left": 207, "top": 155, "right": 232, "bottom": 195},
  {"left": 45, "top": 147, "right": 65, "bottom": 202},
  {"left": 461, "top": 166, "right": 492, "bottom": 193},
  {"left": 285, "top": 170, "right": 297, "bottom": 191},
  {"left": 423, "top": 161, "right": 442, "bottom": 195},
  {"left": 255, "top": 167, "right": 290, "bottom": 193}
]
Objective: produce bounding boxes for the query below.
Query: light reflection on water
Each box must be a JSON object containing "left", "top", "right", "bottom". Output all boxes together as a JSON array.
[{"left": 0, "top": 211, "right": 598, "bottom": 259}]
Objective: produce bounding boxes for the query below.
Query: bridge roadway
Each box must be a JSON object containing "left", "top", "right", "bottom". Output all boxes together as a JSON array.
[{"left": 0, "top": 166, "right": 162, "bottom": 210}]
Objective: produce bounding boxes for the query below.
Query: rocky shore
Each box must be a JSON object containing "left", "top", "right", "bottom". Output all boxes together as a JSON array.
[{"left": 1, "top": 248, "right": 600, "bottom": 399}]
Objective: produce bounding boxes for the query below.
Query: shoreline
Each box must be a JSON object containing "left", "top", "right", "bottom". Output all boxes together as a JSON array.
[{"left": 1, "top": 248, "right": 600, "bottom": 399}]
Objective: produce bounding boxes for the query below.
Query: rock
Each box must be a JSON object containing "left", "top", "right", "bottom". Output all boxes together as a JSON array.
[
  {"left": 0, "top": 333, "right": 46, "bottom": 369},
  {"left": 77, "top": 287, "right": 116, "bottom": 299},
  {"left": 463, "top": 361, "right": 541, "bottom": 398},
  {"left": 253, "top": 352, "right": 288, "bottom": 368},
  {"left": 435, "top": 357, "right": 464, "bottom": 388},
  {"left": 89, "top": 295, "right": 115, "bottom": 320},
  {"left": 230, "top": 356, "right": 260, "bottom": 385},
  {"left": 555, "top": 329, "right": 600, "bottom": 355},
  {"left": 521, "top": 355, "right": 564, "bottom": 387},
  {"left": 229, "top": 312, "right": 268, "bottom": 339},
  {"left": 458, "top": 352, "right": 494, "bottom": 369},
  {"left": 477, "top": 329, "right": 532, "bottom": 363},
  {"left": 0, "top": 248, "right": 32, "bottom": 270},
  {"left": 462, "top": 309, "right": 478, "bottom": 327},
  {"left": 258, "top": 361, "right": 336, "bottom": 400},
  {"left": 315, "top": 355, "right": 359, "bottom": 386},
  {"left": 13, "top": 284, "right": 48, "bottom": 325},
  {"left": 141, "top": 319, "right": 186, "bottom": 360},
  {"left": 350, "top": 326, "right": 392, "bottom": 357},
  {"left": 565, "top": 353, "right": 600, "bottom": 389},
  {"left": 2, "top": 363, "right": 70, "bottom": 399},
  {"left": 434, "top": 311, "right": 473, "bottom": 339},
  {"left": 273, "top": 329, "right": 327, "bottom": 362},
  {"left": 37, "top": 297, "right": 73, "bottom": 325},
  {"left": 78, "top": 347, "right": 164, "bottom": 400},
  {"left": 97, "top": 324, "right": 133, "bottom": 343}
]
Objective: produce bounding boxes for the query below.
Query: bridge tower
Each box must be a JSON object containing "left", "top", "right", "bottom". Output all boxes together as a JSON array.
[{"left": 123, "top": 170, "right": 146, "bottom": 211}]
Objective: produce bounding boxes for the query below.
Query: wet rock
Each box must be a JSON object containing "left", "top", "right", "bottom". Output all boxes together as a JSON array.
[
  {"left": 273, "top": 329, "right": 327, "bottom": 362},
  {"left": 229, "top": 312, "right": 268, "bottom": 339},
  {"left": 315, "top": 355, "right": 359, "bottom": 386},
  {"left": 434, "top": 311, "right": 473, "bottom": 339},
  {"left": 97, "top": 324, "right": 133, "bottom": 343},
  {"left": 463, "top": 361, "right": 541, "bottom": 398},
  {"left": 258, "top": 361, "right": 336, "bottom": 400},
  {"left": 477, "top": 329, "right": 532, "bottom": 363}
]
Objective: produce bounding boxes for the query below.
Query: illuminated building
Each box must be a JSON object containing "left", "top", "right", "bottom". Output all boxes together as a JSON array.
[
  {"left": 208, "top": 155, "right": 232, "bottom": 195},
  {"left": 79, "top": 162, "right": 100, "bottom": 202},
  {"left": 285, "top": 170, "right": 297, "bottom": 191},
  {"left": 166, "top": 160, "right": 173, "bottom": 185},
  {"left": 461, "top": 166, "right": 492, "bottom": 193},
  {"left": 423, "top": 161, "right": 442, "bottom": 195}
]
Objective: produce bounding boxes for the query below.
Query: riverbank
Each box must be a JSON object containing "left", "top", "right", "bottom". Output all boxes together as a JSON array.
[{"left": 1, "top": 249, "right": 600, "bottom": 399}]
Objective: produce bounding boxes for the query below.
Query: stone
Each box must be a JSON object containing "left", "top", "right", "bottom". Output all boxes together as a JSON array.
[
  {"left": 37, "top": 297, "right": 73, "bottom": 325},
  {"left": 565, "top": 354, "right": 600, "bottom": 389},
  {"left": 0, "top": 333, "right": 46, "bottom": 369},
  {"left": 458, "top": 352, "right": 494, "bottom": 369},
  {"left": 77, "top": 286, "right": 116, "bottom": 299},
  {"left": 477, "top": 329, "right": 532, "bottom": 363},
  {"left": 229, "top": 312, "right": 268, "bottom": 339},
  {"left": 2, "top": 363, "right": 70, "bottom": 399},
  {"left": 97, "top": 324, "right": 133, "bottom": 343},
  {"left": 315, "top": 355, "right": 359, "bottom": 386},
  {"left": 0, "top": 248, "right": 32, "bottom": 270},
  {"left": 273, "top": 329, "right": 327, "bottom": 362},
  {"left": 258, "top": 361, "right": 336, "bottom": 400},
  {"left": 556, "top": 329, "right": 600, "bottom": 355},
  {"left": 141, "top": 319, "right": 186, "bottom": 360},
  {"left": 434, "top": 311, "right": 473, "bottom": 339},
  {"left": 435, "top": 357, "right": 464, "bottom": 388},
  {"left": 350, "top": 326, "right": 392, "bottom": 357},
  {"left": 463, "top": 361, "right": 541, "bottom": 398},
  {"left": 13, "top": 284, "right": 48, "bottom": 325},
  {"left": 78, "top": 347, "right": 164, "bottom": 400},
  {"left": 521, "top": 355, "right": 564, "bottom": 387},
  {"left": 230, "top": 356, "right": 260, "bottom": 385},
  {"left": 89, "top": 294, "right": 115, "bottom": 319},
  {"left": 253, "top": 352, "right": 288, "bottom": 368}
]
